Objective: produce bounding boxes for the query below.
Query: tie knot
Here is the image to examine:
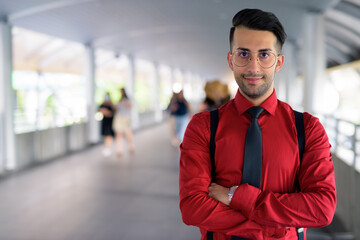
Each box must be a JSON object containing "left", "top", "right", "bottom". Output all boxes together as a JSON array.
[{"left": 247, "top": 107, "right": 264, "bottom": 119}]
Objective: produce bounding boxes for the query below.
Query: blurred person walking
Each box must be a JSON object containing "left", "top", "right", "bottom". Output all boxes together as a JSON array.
[
  {"left": 167, "top": 92, "right": 178, "bottom": 146},
  {"left": 197, "top": 79, "right": 231, "bottom": 112},
  {"left": 167, "top": 90, "right": 190, "bottom": 146},
  {"left": 99, "top": 92, "right": 115, "bottom": 157},
  {"left": 113, "top": 88, "right": 135, "bottom": 156}
]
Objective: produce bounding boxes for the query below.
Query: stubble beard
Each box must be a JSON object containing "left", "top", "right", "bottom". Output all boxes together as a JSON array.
[{"left": 236, "top": 73, "right": 274, "bottom": 99}]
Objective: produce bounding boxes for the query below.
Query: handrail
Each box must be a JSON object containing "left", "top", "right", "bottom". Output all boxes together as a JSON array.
[{"left": 322, "top": 115, "right": 360, "bottom": 171}]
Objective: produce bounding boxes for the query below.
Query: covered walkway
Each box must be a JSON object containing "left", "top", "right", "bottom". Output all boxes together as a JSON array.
[
  {"left": 0, "top": 122, "right": 198, "bottom": 240},
  {"left": 0, "top": 122, "right": 353, "bottom": 240},
  {"left": 1, "top": 0, "right": 360, "bottom": 239}
]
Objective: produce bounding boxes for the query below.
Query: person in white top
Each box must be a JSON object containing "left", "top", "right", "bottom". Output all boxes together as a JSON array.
[{"left": 113, "top": 88, "right": 135, "bottom": 156}]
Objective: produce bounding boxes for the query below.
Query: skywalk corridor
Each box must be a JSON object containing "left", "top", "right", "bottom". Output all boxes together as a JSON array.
[
  {"left": 1, "top": 1, "right": 360, "bottom": 239},
  {"left": 0, "top": 122, "right": 352, "bottom": 240},
  {"left": 0, "top": 123, "right": 197, "bottom": 240}
]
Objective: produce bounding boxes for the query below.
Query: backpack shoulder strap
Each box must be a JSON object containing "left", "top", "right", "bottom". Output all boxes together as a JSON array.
[
  {"left": 294, "top": 110, "right": 305, "bottom": 161},
  {"left": 210, "top": 109, "right": 219, "bottom": 183},
  {"left": 294, "top": 110, "right": 305, "bottom": 195},
  {"left": 294, "top": 110, "right": 306, "bottom": 240},
  {"left": 208, "top": 109, "right": 219, "bottom": 240}
]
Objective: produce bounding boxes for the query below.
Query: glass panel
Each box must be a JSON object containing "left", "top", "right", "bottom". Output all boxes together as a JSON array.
[
  {"left": 158, "top": 65, "right": 173, "bottom": 111},
  {"left": 12, "top": 27, "right": 86, "bottom": 133},
  {"left": 338, "top": 120, "right": 355, "bottom": 137},
  {"left": 134, "top": 59, "right": 156, "bottom": 113},
  {"left": 95, "top": 50, "right": 128, "bottom": 105},
  {"left": 336, "top": 146, "right": 354, "bottom": 166},
  {"left": 328, "top": 67, "right": 360, "bottom": 123},
  {"left": 12, "top": 71, "right": 86, "bottom": 133}
]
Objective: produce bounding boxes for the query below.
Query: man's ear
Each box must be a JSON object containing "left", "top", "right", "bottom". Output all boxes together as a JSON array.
[
  {"left": 275, "top": 54, "right": 285, "bottom": 72},
  {"left": 227, "top": 52, "right": 234, "bottom": 71}
]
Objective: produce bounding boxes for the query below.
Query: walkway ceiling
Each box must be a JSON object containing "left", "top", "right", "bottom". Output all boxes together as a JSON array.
[{"left": 0, "top": 0, "right": 359, "bottom": 79}]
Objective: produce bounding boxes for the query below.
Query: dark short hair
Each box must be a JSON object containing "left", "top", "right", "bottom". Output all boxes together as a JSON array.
[{"left": 229, "top": 8, "right": 287, "bottom": 52}]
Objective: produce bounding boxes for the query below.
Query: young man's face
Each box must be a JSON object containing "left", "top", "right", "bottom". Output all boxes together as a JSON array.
[{"left": 227, "top": 26, "right": 284, "bottom": 103}]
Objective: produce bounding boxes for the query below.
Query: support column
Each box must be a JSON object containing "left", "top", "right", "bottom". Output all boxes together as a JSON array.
[
  {"left": 0, "top": 21, "right": 16, "bottom": 171},
  {"left": 127, "top": 55, "right": 139, "bottom": 129},
  {"left": 274, "top": 61, "right": 287, "bottom": 102},
  {"left": 172, "top": 68, "right": 183, "bottom": 93},
  {"left": 283, "top": 43, "right": 293, "bottom": 104},
  {"left": 282, "top": 42, "right": 301, "bottom": 109},
  {"left": 170, "top": 67, "right": 174, "bottom": 92},
  {"left": 302, "top": 11, "right": 327, "bottom": 114},
  {"left": 84, "top": 44, "right": 99, "bottom": 144},
  {"left": 154, "top": 63, "right": 162, "bottom": 123},
  {"left": 183, "top": 71, "right": 192, "bottom": 102}
]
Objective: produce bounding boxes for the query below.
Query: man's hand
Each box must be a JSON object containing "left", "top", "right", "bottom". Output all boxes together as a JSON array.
[{"left": 208, "top": 183, "right": 230, "bottom": 206}]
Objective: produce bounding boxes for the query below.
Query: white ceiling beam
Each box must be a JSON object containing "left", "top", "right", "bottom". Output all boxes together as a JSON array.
[
  {"left": 8, "top": 0, "right": 99, "bottom": 22},
  {"left": 38, "top": 43, "right": 70, "bottom": 71},
  {"left": 325, "top": 21, "right": 360, "bottom": 47},
  {"left": 326, "top": 9, "right": 360, "bottom": 35},
  {"left": 326, "top": 36, "right": 357, "bottom": 58},
  {"left": 326, "top": 43, "right": 352, "bottom": 65}
]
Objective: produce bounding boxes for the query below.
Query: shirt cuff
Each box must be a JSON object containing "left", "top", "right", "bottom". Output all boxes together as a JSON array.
[{"left": 229, "top": 183, "right": 261, "bottom": 218}]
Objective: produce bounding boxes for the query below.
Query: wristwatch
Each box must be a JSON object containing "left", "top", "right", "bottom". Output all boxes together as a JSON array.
[{"left": 228, "top": 185, "right": 239, "bottom": 203}]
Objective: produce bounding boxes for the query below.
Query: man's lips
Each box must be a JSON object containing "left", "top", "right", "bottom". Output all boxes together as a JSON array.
[{"left": 244, "top": 77, "right": 262, "bottom": 84}]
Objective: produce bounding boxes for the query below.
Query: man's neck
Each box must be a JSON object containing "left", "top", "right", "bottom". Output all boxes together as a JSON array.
[{"left": 238, "top": 88, "right": 274, "bottom": 106}]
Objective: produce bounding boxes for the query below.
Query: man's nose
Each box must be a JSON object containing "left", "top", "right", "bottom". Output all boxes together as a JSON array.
[{"left": 248, "top": 56, "right": 260, "bottom": 70}]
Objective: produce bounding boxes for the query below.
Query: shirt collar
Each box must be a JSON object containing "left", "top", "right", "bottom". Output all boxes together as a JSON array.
[{"left": 234, "top": 89, "right": 278, "bottom": 116}]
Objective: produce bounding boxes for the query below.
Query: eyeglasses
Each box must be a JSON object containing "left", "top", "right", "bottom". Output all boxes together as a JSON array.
[{"left": 230, "top": 50, "right": 278, "bottom": 69}]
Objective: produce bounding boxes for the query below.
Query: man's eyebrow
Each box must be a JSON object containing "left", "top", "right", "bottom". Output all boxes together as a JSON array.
[
  {"left": 258, "top": 48, "right": 273, "bottom": 52},
  {"left": 235, "top": 47, "right": 273, "bottom": 52},
  {"left": 236, "top": 47, "right": 250, "bottom": 51}
]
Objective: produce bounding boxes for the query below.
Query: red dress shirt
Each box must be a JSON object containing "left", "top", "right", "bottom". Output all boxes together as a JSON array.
[{"left": 179, "top": 90, "right": 336, "bottom": 240}]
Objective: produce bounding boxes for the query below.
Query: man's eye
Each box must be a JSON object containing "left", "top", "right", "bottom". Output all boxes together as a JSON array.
[
  {"left": 238, "top": 51, "right": 249, "bottom": 57},
  {"left": 259, "top": 52, "right": 269, "bottom": 58}
]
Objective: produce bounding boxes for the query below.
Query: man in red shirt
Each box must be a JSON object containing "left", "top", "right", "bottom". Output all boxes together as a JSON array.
[{"left": 179, "top": 8, "right": 336, "bottom": 240}]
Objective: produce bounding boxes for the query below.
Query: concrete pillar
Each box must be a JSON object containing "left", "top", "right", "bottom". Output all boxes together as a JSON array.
[
  {"left": 282, "top": 42, "right": 302, "bottom": 109},
  {"left": 84, "top": 44, "right": 100, "bottom": 144},
  {"left": 172, "top": 68, "right": 183, "bottom": 93},
  {"left": 274, "top": 61, "right": 287, "bottom": 102},
  {"left": 170, "top": 67, "right": 174, "bottom": 92},
  {"left": 127, "top": 55, "right": 139, "bottom": 129},
  {"left": 185, "top": 71, "right": 193, "bottom": 102},
  {"left": 302, "top": 11, "right": 327, "bottom": 114},
  {"left": 0, "top": 21, "right": 16, "bottom": 171},
  {"left": 283, "top": 43, "right": 293, "bottom": 104},
  {"left": 154, "top": 63, "right": 162, "bottom": 123}
]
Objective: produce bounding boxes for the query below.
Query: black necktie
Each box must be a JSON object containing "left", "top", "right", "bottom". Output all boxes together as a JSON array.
[{"left": 242, "top": 106, "right": 264, "bottom": 189}]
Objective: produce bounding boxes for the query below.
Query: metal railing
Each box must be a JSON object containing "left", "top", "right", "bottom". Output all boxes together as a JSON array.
[{"left": 322, "top": 115, "right": 360, "bottom": 172}]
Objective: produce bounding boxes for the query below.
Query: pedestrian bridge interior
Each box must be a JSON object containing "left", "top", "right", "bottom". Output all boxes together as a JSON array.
[{"left": 0, "top": 0, "right": 360, "bottom": 239}]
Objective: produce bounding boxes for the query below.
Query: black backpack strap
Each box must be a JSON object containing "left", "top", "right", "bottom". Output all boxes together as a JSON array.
[
  {"left": 207, "top": 231, "right": 213, "bottom": 240},
  {"left": 210, "top": 109, "right": 219, "bottom": 183},
  {"left": 294, "top": 110, "right": 305, "bottom": 161},
  {"left": 294, "top": 110, "right": 305, "bottom": 240},
  {"left": 207, "top": 109, "right": 219, "bottom": 240},
  {"left": 294, "top": 110, "right": 304, "bottom": 192}
]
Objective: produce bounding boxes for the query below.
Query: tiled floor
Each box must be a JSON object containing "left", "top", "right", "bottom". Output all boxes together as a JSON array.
[{"left": 0, "top": 122, "right": 352, "bottom": 240}]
